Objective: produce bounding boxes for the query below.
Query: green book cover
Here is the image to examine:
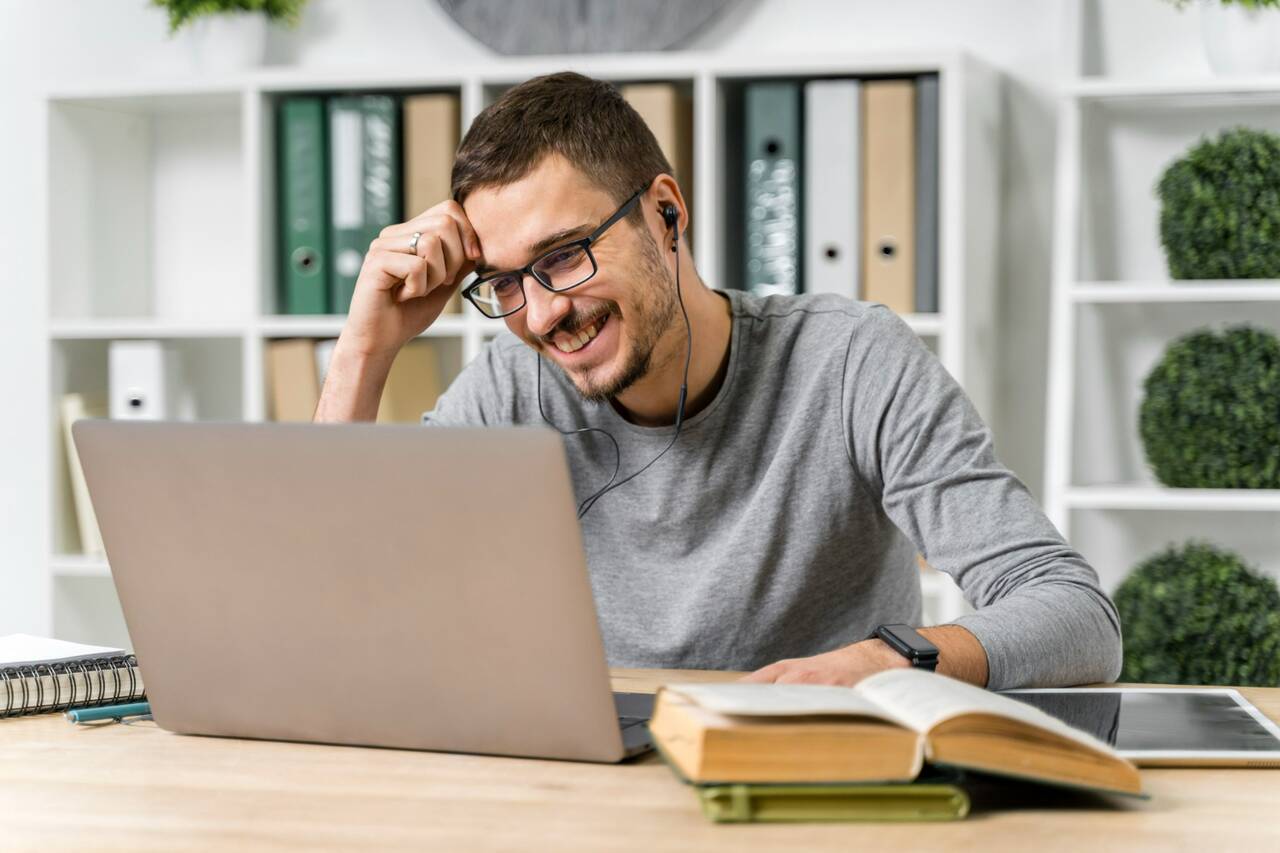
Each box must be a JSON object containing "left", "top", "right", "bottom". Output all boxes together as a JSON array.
[
  {"left": 278, "top": 97, "right": 329, "bottom": 315},
  {"left": 743, "top": 81, "right": 802, "bottom": 297},
  {"left": 327, "top": 95, "right": 402, "bottom": 314},
  {"left": 697, "top": 779, "right": 970, "bottom": 824}
]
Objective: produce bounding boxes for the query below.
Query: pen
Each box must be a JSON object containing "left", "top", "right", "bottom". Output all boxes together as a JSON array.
[{"left": 65, "top": 701, "right": 152, "bottom": 724}]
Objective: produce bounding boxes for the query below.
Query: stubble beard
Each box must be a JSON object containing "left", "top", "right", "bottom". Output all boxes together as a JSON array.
[{"left": 555, "top": 232, "right": 679, "bottom": 404}]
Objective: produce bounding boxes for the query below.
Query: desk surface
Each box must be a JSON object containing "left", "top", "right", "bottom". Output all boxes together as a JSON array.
[{"left": 2, "top": 670, "right": 1278, "bottom": 851}]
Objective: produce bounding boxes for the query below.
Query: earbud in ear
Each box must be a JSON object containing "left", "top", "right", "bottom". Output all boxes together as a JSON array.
[{"left": 661, "top": 204, "right": 678, "bottom": 229}]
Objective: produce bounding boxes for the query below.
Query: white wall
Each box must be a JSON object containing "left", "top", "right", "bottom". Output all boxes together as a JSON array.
[{"left": 0, "top": 0, "right": 1206, "bottom": 634}]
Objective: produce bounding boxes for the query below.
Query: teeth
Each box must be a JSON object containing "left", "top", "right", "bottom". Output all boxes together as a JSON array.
[{"left": 554, "top": 316, "right": 604, "bottom": 354}]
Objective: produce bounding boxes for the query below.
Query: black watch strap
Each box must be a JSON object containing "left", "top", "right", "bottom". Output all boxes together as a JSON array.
[{"left": 871, "top": 624, "right": 939, "bottom": 671}]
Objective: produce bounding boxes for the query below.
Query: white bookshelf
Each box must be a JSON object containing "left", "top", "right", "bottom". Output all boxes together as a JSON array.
[
  {"left": 1044, "top": 2, "right": 1280, "bottom": 596},
  {"left": 40, "top": 50, "right": 1002, "bottom": 646}
]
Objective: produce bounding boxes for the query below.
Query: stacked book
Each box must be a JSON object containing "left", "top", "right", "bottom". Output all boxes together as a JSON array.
[
  {"left": 648, "top": 669, "right": 1143, "bottom": 823},
  {"left": 737, "top": 75, "right": 940, "bottom": 314}
]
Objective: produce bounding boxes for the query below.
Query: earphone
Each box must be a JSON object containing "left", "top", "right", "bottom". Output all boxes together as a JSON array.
[{"left": 537, "top": 199, "right": 692, "bottom": 519}]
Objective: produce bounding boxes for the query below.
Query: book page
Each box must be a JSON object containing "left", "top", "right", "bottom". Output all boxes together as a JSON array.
[
  {"left": 0, "top": 634, "right": 124, "bottom": 667},
  {"left": 856, "top": 669, "right": 1118, "bottom": 756},
  {"left": 663, "top": 683, "right": 917, "bottom": 730}
]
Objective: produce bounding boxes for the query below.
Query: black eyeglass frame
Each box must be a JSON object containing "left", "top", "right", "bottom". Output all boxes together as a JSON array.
[{"left": 461, "top": 186, "right": 648, "bottom": 319}]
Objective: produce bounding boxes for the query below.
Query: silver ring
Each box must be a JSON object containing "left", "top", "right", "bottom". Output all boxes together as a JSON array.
[{"left": 408, "top": 232, "right": 422, "bottom": 253}]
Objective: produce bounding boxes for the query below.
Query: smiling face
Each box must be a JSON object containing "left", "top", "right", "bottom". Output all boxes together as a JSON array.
[{"left": 464, "top": 155, "right": 678, "bottom": 403}]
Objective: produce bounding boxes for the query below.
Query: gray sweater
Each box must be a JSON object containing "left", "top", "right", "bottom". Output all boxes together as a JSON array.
[{"left": 425, "top": 289, "right": 1123, "bottom": 689}]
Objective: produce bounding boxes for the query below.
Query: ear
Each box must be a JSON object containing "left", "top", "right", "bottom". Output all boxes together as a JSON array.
[{"left": 646, "top": 173, "right": 688, "bottom": 238}]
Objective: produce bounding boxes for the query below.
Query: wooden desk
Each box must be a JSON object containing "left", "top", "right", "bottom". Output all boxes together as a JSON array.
[{"left": 1, "top": 670, "right": 1278, "bottom": 851}]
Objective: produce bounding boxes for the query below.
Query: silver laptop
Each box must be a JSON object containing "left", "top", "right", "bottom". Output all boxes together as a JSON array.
[{"left": 73, "top": 420, "right": 654, "bottom": 762}]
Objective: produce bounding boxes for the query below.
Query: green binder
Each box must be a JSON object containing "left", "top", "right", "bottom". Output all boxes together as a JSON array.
[
  {"left": 743, "top": 81, "right": 802, "bottom": 297},
  {"left": 328, "top": 95, "right": 402, "bottom": 314},
  {"left": 696, "top": 780, "right": 970, "bottom": 824},
  {"left": 277, "top": 97, "right": 329, "bottom": 315}
]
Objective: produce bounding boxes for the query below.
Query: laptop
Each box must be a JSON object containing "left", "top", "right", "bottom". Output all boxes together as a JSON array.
[{"left": 73, "top": 420, "right": 654, "bottom": 762}]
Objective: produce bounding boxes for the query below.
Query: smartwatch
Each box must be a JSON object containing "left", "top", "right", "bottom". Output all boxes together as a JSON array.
[{"left": 871, "top": 624, "right": 939, "bottom": 671}]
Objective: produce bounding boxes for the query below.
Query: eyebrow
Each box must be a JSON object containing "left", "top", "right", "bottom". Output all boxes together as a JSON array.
[{"left": 473, "top": 223, "right": 594, "bottom": 277}]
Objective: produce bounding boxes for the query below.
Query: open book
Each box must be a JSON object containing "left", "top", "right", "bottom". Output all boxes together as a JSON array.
[{"left": 648, "top": 669, "right": 1142, "bottom": 797}]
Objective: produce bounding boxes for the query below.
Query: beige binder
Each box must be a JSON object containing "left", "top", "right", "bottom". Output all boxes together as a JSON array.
[
  {"left": 404, "top": 93, "right": 462, "bottom": 313},
  {"left": 377, "top": 339, "right": 443, "bottom": 424},
  {"left": 266, "top": 339, "right": 320, "bottom": 422},
  {"left": 621, "top": 83, "right": 694, "bottom": 245},
  {"left": 861, "top": 80, "right": 916, "bottom": 314}
]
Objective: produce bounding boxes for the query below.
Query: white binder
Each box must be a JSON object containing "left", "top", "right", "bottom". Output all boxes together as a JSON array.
[
  {"left": 803, "top": 79, "right": 861, "bottom": 299},
  {"left": 108, "top": 340, "right": 190, "bottom": 421}
]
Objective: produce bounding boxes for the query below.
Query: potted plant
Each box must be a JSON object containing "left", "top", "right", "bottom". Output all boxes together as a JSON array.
[
  {"left": 152, "top": 0, "right": 307, "bottom": 72},
  {"left": 1168, "top": 0, "right": 1280, "bottom": 75}
]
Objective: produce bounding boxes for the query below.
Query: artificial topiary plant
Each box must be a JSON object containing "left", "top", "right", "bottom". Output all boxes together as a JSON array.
[
  {"left": 1139, "top": 325, "right": 1280, "bottom": 489},
  {"left": 1115, "top": 541, "right": 1280, "bottom": 686},
  {"left": 1156, "top": 126, "right": 1280, "bottom": 279}
]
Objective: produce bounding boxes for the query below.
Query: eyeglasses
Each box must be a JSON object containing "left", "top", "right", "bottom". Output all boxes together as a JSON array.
[{"left": 461, "top": 186, "right": 647, "bottom": 319}]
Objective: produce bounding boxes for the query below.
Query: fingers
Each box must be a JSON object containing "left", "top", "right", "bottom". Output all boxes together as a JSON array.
[
  {"left": 383, "top": 200, "right": 482, "bottom": 260},
  {"left": 363, "top": 249, "right": 428, "bottom": 298},
  {"left": 371, "top": 210, "right": 475, "bottom": 296}
]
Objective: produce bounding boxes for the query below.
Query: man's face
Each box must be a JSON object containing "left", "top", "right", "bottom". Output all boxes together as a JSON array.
[{"left": 463, "top": 155, "right": 677, "bottom": 403}]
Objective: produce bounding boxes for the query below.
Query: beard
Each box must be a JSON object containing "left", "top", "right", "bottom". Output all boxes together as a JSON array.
[{"left": 545, "top": 232, "right": 679, "bottom": 404}]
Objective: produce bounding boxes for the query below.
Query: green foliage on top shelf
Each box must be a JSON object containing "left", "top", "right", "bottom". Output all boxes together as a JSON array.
[
  {"left": 1156, "top": 127, "right": 1280, "bottom": 280},
  {"left": 151, "top": 0, "right": 307, "bottom": 33},
  {"left": 1115, "top": 541, "right": 1280, "bottom": 686},
  {"left": 1165, "top": 0, "right": 1280, "bottom": 9},
  {"left": 1139, "top": 325, "right": 1280, "bottom": 488}
]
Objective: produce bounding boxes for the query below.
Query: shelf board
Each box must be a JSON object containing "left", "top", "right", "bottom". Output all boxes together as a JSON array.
[
  {"left": 902, "top": 313, "right": 944, "bottom": 336},
  {"left": 51, "top": 554, "right": 111, "bottom": 578},
  {"left": 1071, "top": 280, "right": 1280, "bottom": 303},
  {"left": 1066, "top": 485, "right": 1280, "bottom": 512},
  {"left": 50, "top": 318, "right": 248, "bottom": 340},
  {"left": 257, "top": 314, "right": 473, "bottom": 338},
  {"left": 1067, "top": 75, "right": 1280, "bottom": 101}
]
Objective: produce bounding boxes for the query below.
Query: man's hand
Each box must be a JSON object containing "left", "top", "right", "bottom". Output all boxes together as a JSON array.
[
  {"left": 341, "top": 199, "right": 482, "bottom": 360},
  {"left": 315, "top": 200, "right": 481, "bottom": 423},
  {"left": 740, "top": 626, "right": 989, "bottom": 687},
  {"left": 739, "top": 639, "right": 910, "bottom": 686}
]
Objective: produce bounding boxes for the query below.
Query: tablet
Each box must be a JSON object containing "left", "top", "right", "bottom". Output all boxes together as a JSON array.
[{"left": 1001, "top": 687, "right": 1280, "bottom": 766}]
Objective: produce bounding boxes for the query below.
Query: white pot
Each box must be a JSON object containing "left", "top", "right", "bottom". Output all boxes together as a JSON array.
[
  {"left": 189, "top": 11, "right": 269, "bottom": 73},
  {"left": 1201, "top": 1, "right": 1280, "bottom": 75}
]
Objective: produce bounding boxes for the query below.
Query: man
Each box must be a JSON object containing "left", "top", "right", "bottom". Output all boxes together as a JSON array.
[{"left": 315, "top": 72, "right": 1122, "bottom": 690}]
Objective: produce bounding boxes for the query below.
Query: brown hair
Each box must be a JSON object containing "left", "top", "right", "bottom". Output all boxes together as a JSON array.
[{"left": 451, "top": 71, "right": 671, "bottom": 222}]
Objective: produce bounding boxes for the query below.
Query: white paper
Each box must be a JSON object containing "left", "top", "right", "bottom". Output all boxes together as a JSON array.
[
  {"left": 0, "top": 633, "right": 124, "bottom": 667},
  {"left": 664, "top": 682, "right": 915, "bottom": 730}
]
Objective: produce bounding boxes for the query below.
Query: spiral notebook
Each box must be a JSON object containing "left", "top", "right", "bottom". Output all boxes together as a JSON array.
[{"left": 0, "top": 634, "right": 145, "bottom": 718}]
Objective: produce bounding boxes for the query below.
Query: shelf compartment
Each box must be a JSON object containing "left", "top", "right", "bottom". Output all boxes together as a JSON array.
[
  {"left": 1075, "top": 95, "right": 1280, "bottom": 283},
  {"left": 1071, "top": 301, "right": 1280, "bottom": 488},
  {"left": 48, "top": 92, "right": 251, "bottom": 323}
]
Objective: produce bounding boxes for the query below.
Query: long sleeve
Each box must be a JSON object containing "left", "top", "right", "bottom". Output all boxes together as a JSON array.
[{"left": 843, "top": 307, "right": 1122, "bottom": 689}]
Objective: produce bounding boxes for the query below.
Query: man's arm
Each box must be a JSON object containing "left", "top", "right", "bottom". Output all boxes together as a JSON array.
[{"left": 746, "top": 307, "right": 1121, "bottom": 690}]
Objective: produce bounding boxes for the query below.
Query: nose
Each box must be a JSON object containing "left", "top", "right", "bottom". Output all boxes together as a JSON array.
[{"left": 522, "top": 275, "right": 574, "bottom": 339}]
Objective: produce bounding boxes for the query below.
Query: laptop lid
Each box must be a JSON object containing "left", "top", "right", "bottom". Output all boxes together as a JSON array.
[{"left": 73, "top": 420, "right": 628, "bottom": 762}]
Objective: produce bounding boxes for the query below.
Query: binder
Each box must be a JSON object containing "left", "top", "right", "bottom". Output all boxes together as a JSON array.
[
  {"left": 277, "top": 96, "right": 330, "bottom": 315},
  {"left": 377, "top": 339, "right": 443, "bottom": 424},
  {"left": 862, "top": 79, "right": 916, "bottom": 314},
  {"left": 403, "top": 93, "right": 462, "bottom": 313},
  {"left": 266, "top": 339, "right": 320, "bottom": 422},
  {"left": 744, "top": 82, "right": 802, "bottom": 297},
  {"left": 621, "top": 82, "right": 694, "bottom": 245},
  {"left": 60, "top": 393, "right": 107, "bottom": 556},
  {"left": 108, "top": 340, "right": 189, "bottom": 421},
  {"left": 329, "top": 95, "right": 402, "bottom": 314},
  {"left": 915, "top": 74, "right": 940, "bottom": 314},
  {"left": 803, "top": 79, "right": 861, "bottom": 299}
]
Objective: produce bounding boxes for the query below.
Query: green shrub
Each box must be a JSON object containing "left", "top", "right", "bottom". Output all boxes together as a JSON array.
[
  {"left": 1115, "top": 542, "right": 1280, "bottom": 686},
  {"left": 152, "top": 0, "right": 307, "bottom": 33},
  {"left": 1139, "top": 325, "right": 1280, "bottom": 488},
  {"left": 1156, "top": 127, "right": 1280, "bottom": 279}
]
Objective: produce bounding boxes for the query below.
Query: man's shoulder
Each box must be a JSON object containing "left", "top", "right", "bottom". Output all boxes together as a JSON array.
[{"left": 726, "top": 290, "right": 905, "bottom": 349}]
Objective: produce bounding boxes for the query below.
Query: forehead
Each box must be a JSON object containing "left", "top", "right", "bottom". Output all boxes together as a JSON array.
[{"left": 462, "top": 154, "right": 617, "bottom": 269}]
